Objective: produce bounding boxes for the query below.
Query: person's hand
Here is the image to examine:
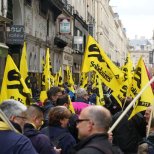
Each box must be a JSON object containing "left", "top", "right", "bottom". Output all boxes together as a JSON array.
[
  {"left": 54, "top": 147, "right": 62, "bottom": 154},
  {"left": 108, "top": 132, "right": 113, "bottom": 143}
]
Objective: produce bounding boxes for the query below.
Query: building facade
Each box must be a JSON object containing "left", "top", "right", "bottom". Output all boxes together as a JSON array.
[
  {"left": 0, "top": 0, "right": 129, "bottom": 87},
  {"left": 129, "top": 36, "right": 152, "bottom": 71}
]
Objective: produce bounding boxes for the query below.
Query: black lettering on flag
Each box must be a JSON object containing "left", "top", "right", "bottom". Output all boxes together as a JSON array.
[
  {"left": 134, "top": 67, "right": 141, "bottom": 89},
  {"left": 120, "top": 85, "right": 128, "bottom": 97},
  {"left": 88, "top": 44, "right": 104, "bottom": 62}
]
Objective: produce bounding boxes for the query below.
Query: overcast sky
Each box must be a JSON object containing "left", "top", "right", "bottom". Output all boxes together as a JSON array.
[{"left": 109, "top": 0, "right": 154, "bottom": 39}]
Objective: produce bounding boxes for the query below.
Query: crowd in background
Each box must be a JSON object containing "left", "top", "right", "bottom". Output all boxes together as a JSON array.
[{"left": 0, "top": 82, "right": 154, "bottom": 154}]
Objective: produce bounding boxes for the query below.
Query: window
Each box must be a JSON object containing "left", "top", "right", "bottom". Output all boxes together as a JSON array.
[
  {"left": 39, "top": 0, "right": 48, "bottom": 17},
  {"left": 24, "top": 0, "right": 32, "bottom": 6}
]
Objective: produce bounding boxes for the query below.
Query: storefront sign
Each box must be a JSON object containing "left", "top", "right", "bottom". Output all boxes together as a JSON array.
[{"left": 6, "top": 25, "right": 24, "bottom": 45}]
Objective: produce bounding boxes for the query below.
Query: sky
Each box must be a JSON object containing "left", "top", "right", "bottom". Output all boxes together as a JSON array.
[{"left": 109, "top": 0, "right": 154, "bottom": 40}]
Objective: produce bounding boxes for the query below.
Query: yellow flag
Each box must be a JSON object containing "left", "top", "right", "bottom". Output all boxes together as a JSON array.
[
  {"left": 112, "top": 53, "right": 134, "bottom": 107},
  {"left": 80, "top": 72, "right": 88, "bottom": 89},
  {"left": 58, "top": 67, "right": 63, "bottom": 87},
  {"left": 54, "top": 72, "right": 58, "bottom": 86},
  {"left": 81, "top": 35, "right": 123, "bottom": 92},
  {"left": 129, "top": 57, "right": 154, "bottom": 119},
  {"left": 96, "top": 76, "right": 105, "bottom": 106},
  {"left": 68, "top": 95, "right": 75, "bottom": 114},
  {"left": 0, "top": 55, "right": 32, "bottom": 105},
  {"left": 40, "top": 48, "right": 54, "bottom": 102},
  {"left": 66, "top": 66, "right": 74, "bottom": 92},
  {"left": 20, "top": 42, "right": 32, "bottom": 94}
]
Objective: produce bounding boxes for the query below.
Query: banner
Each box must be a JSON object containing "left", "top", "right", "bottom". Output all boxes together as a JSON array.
[
  {"left": 40, "top": 48, "right": 54, "bottom": 102},
  {"left": 0, "top": 55, "right": 32, "bottom": 105},
  {"left": 66, "top": 66, "right": 74, "bottom": 92},
  {"left": 81, "top": 35, "right": 123, "bottom": 93},
  {"left": 96, "top": 76, "right": 105, "bottom": 106},
  {"left": 80, "top": 72, "right": 88, "bottom": 89},
  {"left": 112, "top": 53, "right": 133, "bottom": 107},
  {"left": 129, "top": 57, "right": 154, "bottom": 119},
  {"left": 20, "top": 42, "right": 32, "bottom": 94}
]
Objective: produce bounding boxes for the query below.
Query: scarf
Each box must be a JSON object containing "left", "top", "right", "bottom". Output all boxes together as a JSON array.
[{"left": 0, "top": 121, "right": 10, "bottom": 130}]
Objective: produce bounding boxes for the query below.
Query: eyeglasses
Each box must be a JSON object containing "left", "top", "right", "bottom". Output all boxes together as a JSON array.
[
  {"left": 76, "top": 119, "right": 90, "bottom": 124},
  {"left": 16, "top": 116, "right": 27, "bottom": 120}
]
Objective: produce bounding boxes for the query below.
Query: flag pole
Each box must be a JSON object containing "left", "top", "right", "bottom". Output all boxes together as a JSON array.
[
  {"left": 0, "top": 109, "right": 18, "bottom": 133},
  {"left": 146, "top": 103, "right": 154, "bottom": 137},
  {"left": 108, "top": 76, "right": 154, "bottom": 133}
]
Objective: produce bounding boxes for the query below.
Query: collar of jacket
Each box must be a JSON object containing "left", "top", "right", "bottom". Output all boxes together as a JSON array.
[
  {"left": 0, "top": 121, "right": 10, "bottom": 130},
  {"left": 74, "top": 133, "right": 108, "bottom": 150}
]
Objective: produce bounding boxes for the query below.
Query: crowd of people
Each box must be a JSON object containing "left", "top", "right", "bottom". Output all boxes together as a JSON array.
[{"left": 0, "top": 85, "right": 154, "bottom": 154}]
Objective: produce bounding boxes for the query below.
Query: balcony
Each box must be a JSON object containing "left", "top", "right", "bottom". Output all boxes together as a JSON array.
[{"left": 49, "top": 0, "right": 64, "bottom": 20}]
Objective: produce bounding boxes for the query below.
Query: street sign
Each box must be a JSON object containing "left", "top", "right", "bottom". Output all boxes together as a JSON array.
[{"left": 6, "top": 25, "right": 24, "bottom": 45}]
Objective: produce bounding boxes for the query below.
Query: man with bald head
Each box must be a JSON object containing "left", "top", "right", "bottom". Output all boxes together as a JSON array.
[{"left": 69, "top": 106, "right": 114, "bottom": 154}]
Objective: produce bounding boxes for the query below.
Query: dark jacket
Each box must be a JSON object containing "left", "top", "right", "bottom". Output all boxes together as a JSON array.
[
  {"left": 0, "top": 130, "right": 37, "bottom": 154},
  {"left": 69, "top": 133, "right": 114, "bottom": 154},
  {"left": 43, "top": 100, "right": 55, "bottom": 127},
  {"left": 147, "top": 132, "right": 154, "bottom": 143},
  {"left": 24, "top": 123, "right": 56, "bottom": 154},
  {"left": 138, "top": 132, "right": 154, "bottom": 154},
  {"left": 41, "top": 125, "right": 76, "bottom": 154},
  {"left": 112, "top": 111, "right": 146, "bottom": 153},
  {"left": 68, "top": 113, "right": 78, "bottom": 142}
]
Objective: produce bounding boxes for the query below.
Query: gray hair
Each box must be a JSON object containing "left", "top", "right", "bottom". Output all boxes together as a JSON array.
[
  {"left": 0, "top": 99, "right": 27, "bottom": 119},
  {"left": 86, "top": 106, "right": 112, "bottom": 131},
  {"left": 76, "top": 88, "right": 88, "bottom": 98}
]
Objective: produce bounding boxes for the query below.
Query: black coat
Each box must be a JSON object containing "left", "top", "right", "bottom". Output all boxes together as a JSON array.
[
  {"left": 41, "top": 125, "right": 76, "bottom": 154},
  {"left": 24, "top": 123, "right": 56, "bottom": 154},
  {"left": 69, "top": 133, "right": 114, "bottom": 154},
  {"left": 112, "top": 111, "right": 146, "bottom": 153}
]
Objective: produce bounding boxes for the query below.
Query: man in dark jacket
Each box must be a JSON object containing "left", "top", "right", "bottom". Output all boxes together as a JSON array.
[
  {"left": 24, "top": 105, "right": 57, "bottom": 154},
  {"left": 69, "top": 106, "right": 114, "bottom": 154},
  {"left": 43, "top": 86, "right": 63, "bottom": 127},
  {"left": 112, "top": 110, "right": 146, "bottom": 153}
]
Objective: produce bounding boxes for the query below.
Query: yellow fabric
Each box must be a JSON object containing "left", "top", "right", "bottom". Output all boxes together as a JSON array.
[
  {"left": 40, "top": 48, "right": 53, "bottom": 102},
  {"left": 0, "top": 55, "right": 31, "bottom": 105},
  {"left": 80, "top": 72, "right": 88, "bottom": 89},
  {"left": 20, "top": 42, "right": 32, "bottom": 95},
  {"left": 129, "top": 57, "right": 154, "bottom": 119},
  {"left": 66, "top": 66, "right": 74, "bottom": 92},
  {"left": 0, "top": 121, "right": 10, "bottom": 130},
  {"left": 112, "top": 53, "right": 134, "bottom": 107},
  {"left": 81, "top": 35, "right": 124, "bottom": 107},
  {"left": 68, "top": 95, "right": 75, "bottom": 114},
  {"left": 96, "top": 76, "right": 105, "bottom": 106},
  {"left": 58, "top": 67, "right": 63, "bottom": 87}
]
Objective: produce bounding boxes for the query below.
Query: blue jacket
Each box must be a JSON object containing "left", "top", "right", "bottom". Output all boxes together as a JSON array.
[
  {"left": 0, "top": 130, "right": 37, "bottom": 154},
  {"left": 24, "top": 123, "right": 56, "bottom": 154},
  {"left": 41, "top": 126, "right": 76, "bottom": 154}
]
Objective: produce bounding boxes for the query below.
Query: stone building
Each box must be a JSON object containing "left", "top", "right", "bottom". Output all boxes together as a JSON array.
[
  {"left": 129, "top": 36, "right": 152, "bottom": 69},
  {"left": 0, "top": 0, "right": 129, "bottom": 87}
]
